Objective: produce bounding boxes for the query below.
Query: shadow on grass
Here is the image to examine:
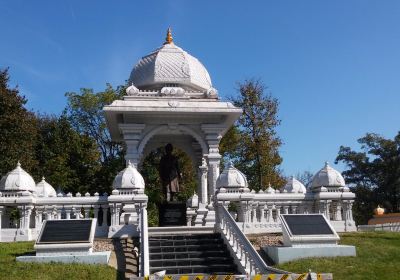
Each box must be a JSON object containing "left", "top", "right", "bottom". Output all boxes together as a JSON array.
[{"left": 12, "top": 250, "right": 36, "bottom": 258}]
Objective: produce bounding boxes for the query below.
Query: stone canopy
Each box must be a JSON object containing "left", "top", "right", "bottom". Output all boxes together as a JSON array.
[{"left": 104, "top": 29, "right": 242, "bottom": 204}]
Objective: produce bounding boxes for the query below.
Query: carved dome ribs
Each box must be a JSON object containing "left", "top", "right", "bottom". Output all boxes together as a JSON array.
[{"left": 130, "top": 41, "right": 212, "bottom": 92}]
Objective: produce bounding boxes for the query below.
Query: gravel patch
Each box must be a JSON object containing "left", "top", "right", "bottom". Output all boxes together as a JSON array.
[
  {"left": 247, "top": 233, "right": 283, "bottom": 250},
  {"left": 93, "top": 238, "right": 114, "bottom": 252}
]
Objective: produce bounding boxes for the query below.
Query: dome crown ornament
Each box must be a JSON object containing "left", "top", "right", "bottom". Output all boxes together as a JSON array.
[{"left": 164, "top": 27, "right": 173, "bottom": 45}]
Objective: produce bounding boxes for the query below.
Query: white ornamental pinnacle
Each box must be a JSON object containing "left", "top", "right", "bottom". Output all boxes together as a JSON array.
[
  {"left": 36, "top": 176, "right": 57, "bottom": 197},
  {"left": 126, "top": 83, "right": 139, "bottom": 95},
  {"left": 112, "top": 160, "right": 145, "bottom": 190},
  {"left": 216, "top": 162, "right": 248, "bottom": 189},
  {"left": 311, "top": 161, "right": 346, "bottom": 189},
  {"left": 0, "top": 161, "right": 36, "bottom": 193},
  {"left": 129, "top": 28, "right": 213, "bottom": 92},
  {"left": 281, "top": 176, "right": 307, "bottom": 193}
]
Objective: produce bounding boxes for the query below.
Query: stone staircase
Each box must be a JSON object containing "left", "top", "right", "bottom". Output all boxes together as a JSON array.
[{"left": 148, "top": 233, "right": 239, "bottom": 275}]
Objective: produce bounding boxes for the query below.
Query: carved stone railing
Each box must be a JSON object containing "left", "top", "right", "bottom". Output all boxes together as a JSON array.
[
  {"left": 216, "top": 202, "right": 287, "bottom": 275},
  {"left": 139, "top": 203, "right": 150, "bottom": 277},
  {"left": 0, "top": 190, "right": 148, "bottom": 241},
  {"left": 214, "top": 189, "right": 356, "bottom": 233}
]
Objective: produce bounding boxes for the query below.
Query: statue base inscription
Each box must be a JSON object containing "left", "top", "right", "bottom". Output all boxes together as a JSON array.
[{"left": 159, "top": 202, "right": 187, "bottom": 227}]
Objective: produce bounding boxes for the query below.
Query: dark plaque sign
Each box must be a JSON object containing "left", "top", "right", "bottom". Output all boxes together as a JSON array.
[
  {"left": 38, "top": 220, "right": 92, "bottom": 244},
  {"left": 282, "top": 214, "right": 334, "bottom": 235},
  {"left": 159, "top": 202, "right": 187, "bottom": 227}
]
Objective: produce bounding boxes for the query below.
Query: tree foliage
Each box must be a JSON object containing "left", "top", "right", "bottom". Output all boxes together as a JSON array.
[
  {"left": 64, "top": 84, "right": 125, "bottom": 162},
  {"left": 0, "top": 68, "right": 38, "bottom": 176},
  {"left": 221, "top": 79, "right": 285, "bottom": 190},
  {"left": 33, "top": 115, "right": 101, "bottom": 194},
  {"left": 64, "top": 85, "right": 126, "bottom": 193},
  {"left": 336, "top": 132, "right": 400, "bottom": 224}
]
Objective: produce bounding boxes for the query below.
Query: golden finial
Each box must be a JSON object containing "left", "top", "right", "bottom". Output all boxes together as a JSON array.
[{"left": 164, "top": 27, "right": 173, "bottom": 45}]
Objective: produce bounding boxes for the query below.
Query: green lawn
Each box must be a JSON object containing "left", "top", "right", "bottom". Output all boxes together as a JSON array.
[
  {"left": 277, "top": 232, "right": 400, "bottom": 280},
  {"left": 0, "top": 242, "right": 120, "bottom": 280},
  {"left": 1, "top": 232, "right": 399, "bottom": 279}
]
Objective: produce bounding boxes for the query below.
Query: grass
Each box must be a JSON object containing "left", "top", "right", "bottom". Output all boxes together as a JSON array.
[
  {"left": 1, "top": 232, "right": 399, "bottom": 279},
  {"left": 277, "top": 231, "right": 400, "bottom": 280},
  {"left": 0, "top": 242, "right": 120, "bottom": 280}
]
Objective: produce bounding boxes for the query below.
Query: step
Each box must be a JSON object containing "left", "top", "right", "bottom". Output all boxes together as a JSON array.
[
  {"left": 150, "top": 256, "right": 234, "bottom": 267},
  {"left": 149, "top": 264, "right": 238, "bottom": 274},
  {"left": 150, "top": 250, "right": 231, "bottom": 260},
  {"left": 149, "top": 233, "right": 220, "bottom": 241},
  {"left": 148, "top": 226, "right": 214, "bottom": 237},
  {"left": 149, "top": 243, "right": 226, "bottom": 253},
  {"left": 149, "top": 238, "right": 223, "bottom": 247}
]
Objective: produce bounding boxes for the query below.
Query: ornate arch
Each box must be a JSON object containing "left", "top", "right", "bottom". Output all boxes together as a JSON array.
[{"left": 137, "top": 124, "right": 208, "bottom": 158}]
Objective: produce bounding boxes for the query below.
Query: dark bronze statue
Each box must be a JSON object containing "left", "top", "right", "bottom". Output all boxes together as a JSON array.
[{"left": 159, "top": 143, "right": 181, "bottom": 201}]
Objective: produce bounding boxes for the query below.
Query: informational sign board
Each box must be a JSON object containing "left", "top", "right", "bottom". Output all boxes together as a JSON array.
[
  {"left": 159, "top": 202, "right": 187, "bottom": 226},
  {"left": 282, "top": 214, "right": 334, "bottom": 235},
  {"left": 37, "top": 220, "right": 92, "bottom": 244},
  {"left": 280, "top": 214, "right": 340, "bottom": 246}
]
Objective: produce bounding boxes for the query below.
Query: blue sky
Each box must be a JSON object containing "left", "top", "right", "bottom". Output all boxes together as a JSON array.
[{"left": 1, "top": 0, "right": 399, "bottom": 177}]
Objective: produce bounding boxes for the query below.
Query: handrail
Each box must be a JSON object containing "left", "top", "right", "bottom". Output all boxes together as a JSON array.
[
  {"left": 139, "top": 204, "right": 150, "bottom": 277},
  {"left": 216, "top": 203, "right": 287, "bottom": 275}
]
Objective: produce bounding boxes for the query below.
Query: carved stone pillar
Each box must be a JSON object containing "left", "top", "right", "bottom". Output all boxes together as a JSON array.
[
  {"left": 258, "top": 202, "right": 266, "bottom": 223},
  {"left": 267, "top": 204, "right": 274, "bottom": 223},
  {"left": 275, "top": 205, "right": 281, "bottom": 222},
  {"left": 119, "top": 124, "right": 146, "bottom": 167},
  {"left": 199, "top": 159, "right": 208, "bottom": 204},
  {"left": 283, "top": 205, "right": 289, "bottom": 215},
  {"left": 25, "top": 206, "right": 32, "bottom": 229},
  {"left": 93, "top": 205, "right": 100, "bottom": 225},
  {"left": 291, "top": 205, "right": 298, "bottom": 214},
  {"left": 203, "top": 202, "right": 216, "bottom": 226},
  {"left": 65, "top": 207, "right": 71, "bottom": 220},
  {"left": 207, "top": 156, "right": 221, "bottom": 202},
  {"left": 56, "top": 206, "right": 62, "bottom": 220},
  {"left": 83, "top": 206, "right": 91, "bottom": 219},
  {"left": 334, "top": 201, "right": 342, "bottom": 221},
  {"left": 194, "top": 203, "right": 208, "bottom": 226}
]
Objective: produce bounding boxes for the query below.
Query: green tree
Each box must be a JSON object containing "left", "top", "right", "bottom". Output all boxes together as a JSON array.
[
  {"left": 64, "top": 84, "right": 125, "bottom": 161},
  {"left": 64, "top": 84, "right": 126, "bottom": 193},
  {"left": 336, "top": 132, "right": 400, "bottom": 224},
  {"left": 221, "top": 79, "right": 285, "bottom": 190},
  {"left": 0, "top": 68, "right": 38, "bottom": 176},
  {"left": 33, "top": 115, "right": 101, "bottom": 194}
]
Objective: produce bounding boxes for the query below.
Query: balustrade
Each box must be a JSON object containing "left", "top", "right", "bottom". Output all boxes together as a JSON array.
[{"left": 216, "top": 203, "right": 286, "bottom": 275}]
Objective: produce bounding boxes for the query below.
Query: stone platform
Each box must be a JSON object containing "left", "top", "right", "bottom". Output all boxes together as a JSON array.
[
  {"left": 16, "top": 251, "right": 111, "bottom": 264},
  {"left": 263, "top": 244, "right": 356, "bottom": 264}
]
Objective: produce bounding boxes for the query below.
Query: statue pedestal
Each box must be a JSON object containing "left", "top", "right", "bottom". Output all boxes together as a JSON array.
[{"left": 159, "top": 202, "right": 187, "bottom": 227}]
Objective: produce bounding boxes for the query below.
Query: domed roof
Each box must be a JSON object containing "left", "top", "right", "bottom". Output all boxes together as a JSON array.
[
  {"left": 282, "top": 176, "right": 307, "bottom": 193},
  {"left": 216, "top": 162, "right": 248, "bottom": 189},
  {"left": 129, "top": 28, "right": 212, "bottom": 92},
  {"left": 311, "top": 162, "right": 345, "bottom": 188},
  {"left": 113, "top": 161, "right": 145, "bottom": 190},
  {"left": 0, "top": 162, "right": 36, "bottom": 193},
  {"left": 36, "top": 177, "right": 56, "bottom": 197}
]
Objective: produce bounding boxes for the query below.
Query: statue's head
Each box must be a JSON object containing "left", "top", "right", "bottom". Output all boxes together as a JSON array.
[{"left": 165, "top": 143, "right": 173, "bottom": 154}]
